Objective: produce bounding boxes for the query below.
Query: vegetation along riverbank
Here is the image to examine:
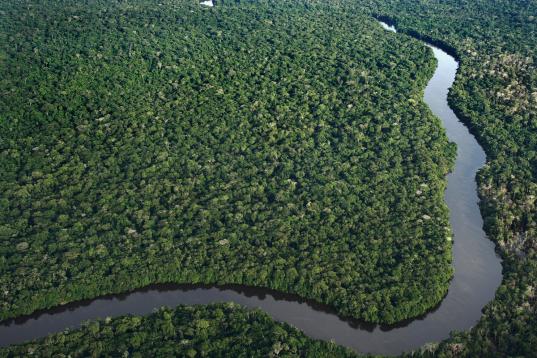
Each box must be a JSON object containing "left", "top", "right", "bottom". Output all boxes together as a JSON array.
[
  {"left": 1, "top": 0, "right": 535, "bottom": 356},
  {"left": 0, "top": 0, "right": 455, "bottom": 324},
  {"left": 352, "top": 0, "right": 536, "bottom": 355}
]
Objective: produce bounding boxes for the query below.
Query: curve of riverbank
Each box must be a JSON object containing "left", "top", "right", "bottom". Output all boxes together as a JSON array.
[{"left": 0, "top": 21, "right": 502, "bottom": 356}]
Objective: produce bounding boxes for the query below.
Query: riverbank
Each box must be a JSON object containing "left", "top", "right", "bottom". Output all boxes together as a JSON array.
[{"left": 0, "top": 14, "right": 501, "bottom": 355}]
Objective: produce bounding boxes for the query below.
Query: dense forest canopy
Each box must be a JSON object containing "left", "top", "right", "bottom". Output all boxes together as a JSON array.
[
  {"left": 3, "top": 0, "right": 535, "bottom": 356},
  {"left": 0, "top": 0, "right": 455, "bottom": 324},
  {"left": 347, "top": 0, "right": 536, "bottom": 356}
]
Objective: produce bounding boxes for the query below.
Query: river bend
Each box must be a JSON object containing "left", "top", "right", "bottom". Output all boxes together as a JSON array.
[{"left": 0, "top": 21, "right": 502, "bottom": 355}]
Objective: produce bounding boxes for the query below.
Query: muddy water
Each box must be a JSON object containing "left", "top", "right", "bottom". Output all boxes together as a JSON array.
[{"left": 0, "top": 21, "right": 502, "bottom": 356}]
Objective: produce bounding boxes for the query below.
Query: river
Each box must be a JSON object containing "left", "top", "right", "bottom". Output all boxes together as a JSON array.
[{"left": 0, "top": 21, "right": 502, "bottom": 355}]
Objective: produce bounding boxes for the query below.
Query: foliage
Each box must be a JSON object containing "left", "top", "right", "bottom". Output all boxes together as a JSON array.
[
  {"left": 3, "top": 0, "right": 536, "bottom": 356},
  {"left": 0, "top": 303, "right": 358, "bottom": 357},
  {"left": 349, "top": 0, "right": 537, "bottom": 356},
  {"left": 0, "top": 0, "right": 455, "bottom": 324}
]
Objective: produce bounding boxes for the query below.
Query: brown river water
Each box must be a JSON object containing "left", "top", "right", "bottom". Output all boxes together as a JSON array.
[{"left": 0, "top": 21, "right": 502, "bottom": 355}]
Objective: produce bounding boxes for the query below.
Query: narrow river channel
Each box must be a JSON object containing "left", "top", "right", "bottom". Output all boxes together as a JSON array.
[{"left": 0, "top": 21, "right": 502, "bottom": 356}]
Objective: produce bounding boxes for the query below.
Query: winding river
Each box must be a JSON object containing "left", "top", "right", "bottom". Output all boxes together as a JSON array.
[{"left": 0, "top": 21, "right": 502, "bottom": 355}]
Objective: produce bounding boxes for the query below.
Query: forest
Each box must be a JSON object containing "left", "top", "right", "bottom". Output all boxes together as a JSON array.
[
  {"left": 0, "top": 303, "right": 356, "bottom": 357},
  {"left": 348, "top": 0, "right": 537, "bottom": 356},
  {"left": 0, "top": 0, "right": 455, "bottom": 325},
  {"left": 2, "top": 0, "right": 535, "bottom": 356}
]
